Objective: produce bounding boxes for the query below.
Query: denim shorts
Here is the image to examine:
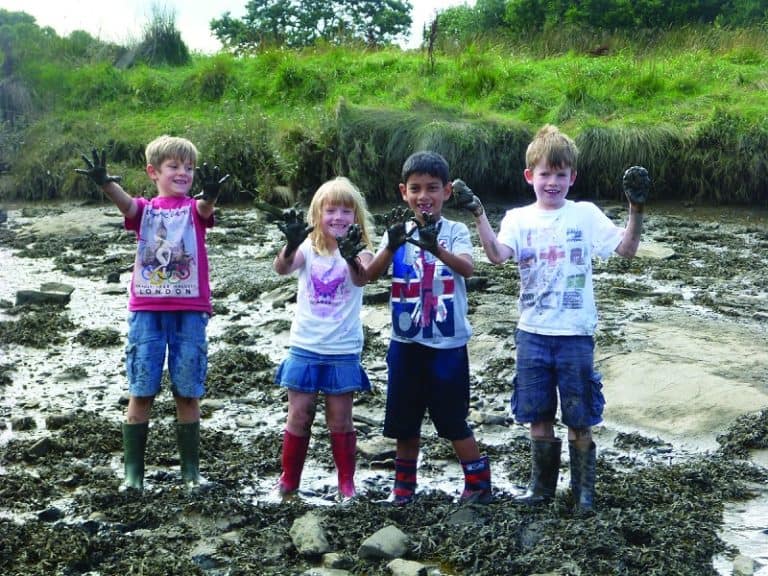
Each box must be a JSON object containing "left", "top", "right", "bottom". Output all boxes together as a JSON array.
[
  {"left": 511, "top": 329, "right": 605, "bottom": 429},
  {"left": 383, "top": 340, "right": 472, "bottom": 441},
  {"left": 125, "top": 311, "right": 209, "bottom": 398},
  {"left": 275, "top": 347, "right": 371, "bottom": 395}
]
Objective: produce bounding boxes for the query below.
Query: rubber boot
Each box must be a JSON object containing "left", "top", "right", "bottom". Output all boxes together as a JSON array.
[
  {"left": 176, "top": 421, "right": 201, "bottom": 487},
  {"left": 330, "top": 430, "right": 357, "bottom": 499},
  {"left": 278, "top": 430, "right": 310, "bottom": 495},
  {"left": 515, "top": 437, "right": 562, "bottom": 505},
  {"left": 569, "top": 441, "right": 597, "bottom": 516},
  {"left": 460, "top": 455, "right": 493, "bottom": 504},
  {"left": 122, "top": 422, "right": 148, "bottom": 490},
  {"left": 390, "top": 457, "right": 418, "bottom": 506}
]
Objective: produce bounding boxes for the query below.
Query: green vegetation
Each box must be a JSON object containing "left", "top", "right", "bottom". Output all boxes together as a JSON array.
[{"left": 2, "top": 7, "right": 768, "bottom": 206}]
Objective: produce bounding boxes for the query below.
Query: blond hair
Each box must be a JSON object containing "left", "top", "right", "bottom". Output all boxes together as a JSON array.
[
  {"left": 145, "top": 135, "right": 198, "bottom": 168},
  {"left": 525, "top": 124, "right": 578, "bottom": 171},
  {"left": 307, "top": 177, "right": 374, "bottom": 256}
]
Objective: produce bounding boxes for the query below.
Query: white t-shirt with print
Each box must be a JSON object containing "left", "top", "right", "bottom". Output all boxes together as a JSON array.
[
  {"left": 497, "top": 200, "right": 623, "bottom": 336},
  {"left": 289, "top": 239, "right": 370, "bottom": 355}
]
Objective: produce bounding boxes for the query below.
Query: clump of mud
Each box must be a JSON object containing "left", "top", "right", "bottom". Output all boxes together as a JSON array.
[
  {"left": 716, "top": 409, "right": 768, "bottom": 458},
  {"left": 73, "top": 327, "right": 122, "bottom": 347},
  {"left": 0, "top": 307, "right": 75, "bottom": 347}
]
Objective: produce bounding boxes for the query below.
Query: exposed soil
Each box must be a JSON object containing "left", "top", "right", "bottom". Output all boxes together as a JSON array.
[{"left": 1, "top": 200, "right": 767, "bottom": 576}]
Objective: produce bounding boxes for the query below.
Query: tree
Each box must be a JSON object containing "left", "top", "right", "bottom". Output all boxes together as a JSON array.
[{"left": 211, "top": 0, "right": 412, "bottom": 50}]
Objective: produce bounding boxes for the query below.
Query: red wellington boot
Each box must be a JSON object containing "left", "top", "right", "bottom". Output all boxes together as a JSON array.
[
  {"left": 278, "top": 430, "right": 310, "bottom": 495},
  {"left": 330, "top": 430, "right": 357, "bottom": 499}
]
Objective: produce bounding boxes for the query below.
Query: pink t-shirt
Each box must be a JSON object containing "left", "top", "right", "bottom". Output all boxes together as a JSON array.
[{"left": 125, "top": 196, "right": 213, "bottom": 314}]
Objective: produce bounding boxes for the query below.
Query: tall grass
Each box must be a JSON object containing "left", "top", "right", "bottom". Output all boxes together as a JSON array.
[{"left": 3, "top": 26, "right": 768, "bottom": 205}]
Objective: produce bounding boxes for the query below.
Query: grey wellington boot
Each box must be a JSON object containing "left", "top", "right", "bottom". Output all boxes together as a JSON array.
[
  {"left": 569, "top": 441, "right": 597, "bottom": 516},
  {"left": 515, "top": 437, "right": 562, "bottom": 505}
]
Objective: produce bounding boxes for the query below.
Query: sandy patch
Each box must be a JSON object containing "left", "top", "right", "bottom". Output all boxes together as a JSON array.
[{"left": 599, "top": 311, "right": 768, "bottom": 446}]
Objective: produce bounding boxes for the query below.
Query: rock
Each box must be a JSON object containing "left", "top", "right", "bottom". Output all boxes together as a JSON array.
[
  {"left": 289, "top": 512, "right": 330, "bottom": 557},
  {"left": 15, "top": 289, "right": 72, "bottom": 308},
  {"left": 46, "top": 412, "right": 76, "bottom": 430},
  {"left": 262, "top": 285, "right": 297, "bottom": 308},
  {"left": 363, "top": 284, "right": 390, "bottom": 304},
  {"left": 11, "top": 415, "right": 36, "bottom": 431},
  {"left": 16, "top": 282, "right": 75, "bottom": 307},
  {"left": 38, "top": 506, "right": 65, "bottom": 522},
  {"left": 636, "top": 241, "right": 675, "bottom": 260},
  {"left": 190, "top": 538, "right": 226, "bottom": 570},
  {"left": 322, "top": 552, "right": 354, "bottom": 570},
  {"left": 40, "top": 282, "right": 75, "bottom": 295},
  {"left": 733, "top": 554, "right": 755, "bottom": 575},
  {"left": 301, "top": 568, "right": 351, "bottom": 576},
  {"left": 357, "top": 436, "right": 396, "bottom": 462},
  {"left": 386, "top": 558, "right": 428, "bottom": 576},
  {"left": 358, "top": 525, "right": 410, "bottom": 560},
  {"left": 466, "top": 276, "right": 489, "bottom": 292},
  {"left": 468, "top": 409, "right": 509, "bottom": 426},
  {"left": 446, "top": 506, "right": 486, "bottom": 526},
  {"left": 26, "top": 437, "right": 52, "bottom": 458}
]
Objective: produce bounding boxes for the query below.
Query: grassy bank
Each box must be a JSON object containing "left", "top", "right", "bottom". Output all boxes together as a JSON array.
[{"left": 2, "top": 26, "right": 768, "bottom": 206}]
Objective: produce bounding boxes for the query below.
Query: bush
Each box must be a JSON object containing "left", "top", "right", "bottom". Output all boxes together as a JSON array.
[
  {"left": 183, "top": 55, "right": 237, "bottom": 102},
  {"left": 135, "top": 7, "right": 190, "bottom": 67}
]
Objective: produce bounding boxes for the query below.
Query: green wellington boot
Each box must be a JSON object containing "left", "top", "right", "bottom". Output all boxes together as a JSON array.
[
  {"left": 176, "top": 421, "right": 201, "bottom": 488},
  {"left": 122, "top": 422, "right": 149, "bottom": 490}
]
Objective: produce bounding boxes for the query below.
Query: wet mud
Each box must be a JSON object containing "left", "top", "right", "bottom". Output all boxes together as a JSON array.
[{"left": 1, "top": 201, "right": 767, "bottom": 575}]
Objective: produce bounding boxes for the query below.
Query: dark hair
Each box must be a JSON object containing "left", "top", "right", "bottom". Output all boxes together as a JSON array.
[{"left": 401, "top": 151, "right": 450, "bottom": 185}]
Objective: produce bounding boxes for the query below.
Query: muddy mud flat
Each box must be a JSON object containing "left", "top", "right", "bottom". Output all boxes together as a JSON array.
[{"left": 0, "top": 202, "right": 767, "bottom": 576}]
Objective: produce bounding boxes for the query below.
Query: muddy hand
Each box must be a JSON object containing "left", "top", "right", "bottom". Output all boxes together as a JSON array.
[
  {"left": 622, "top": 166, "right": 651, "bottom": 207},
  {"left": 407, "top": 213, "right": 441, "bottom": 255},
  {"left": 74, "top": 148, "right": 122, "bottom": 186},
  {"left": 194, "top": 163, "right": 230, "bottom": 202},
  {"left": 452, "top": 179, "right": 484, "bottom": 217},
  {"left": 382, "top": 206, "right": 413, "bottom": 253},
  {"left": 277, "top": 207, "right": 313, "bottom": 258},
  {"left": 336, "top": 223, "right": 365, "bottom": 265}
]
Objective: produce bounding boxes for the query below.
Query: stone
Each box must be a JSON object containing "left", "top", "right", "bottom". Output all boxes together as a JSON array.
[
  {"left": 358, "top": 525, "right": 410, "bottom": 560},
  {"left": 290, "top": 512, "right": 330, "bottom": 557}
]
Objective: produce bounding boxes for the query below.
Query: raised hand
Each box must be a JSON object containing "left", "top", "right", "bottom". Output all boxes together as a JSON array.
[
  {"left": 75, "top": 148, "right": 122, "bottom": 186},
  {"left": 622, "top": 166, "right": 651, "bottom": 208},
  {"left": 452, "top": 178, "right": 484, "bottom": 217},
  {"left": 337, "top": 223, "right": 367, "bottom": 274},
  {"left": 336, "top": 223, "right": 366, "bottom": 263},
  {"left": 407, "top": 213, "right": 442, "bottom": 255},
  {"left": 277, "top": 207, "right": 313, "bottom": 258},
  {"left": 194, "top": 163, "right": 230, "bottom": 202},
  {"left": 381, "top": 206, "right": 413, "bottom": 253}
]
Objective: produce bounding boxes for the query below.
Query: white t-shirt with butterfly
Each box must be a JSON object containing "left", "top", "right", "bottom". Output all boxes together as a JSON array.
[{"left": 288, "top": 238, "right": 372, "bottom": 355}]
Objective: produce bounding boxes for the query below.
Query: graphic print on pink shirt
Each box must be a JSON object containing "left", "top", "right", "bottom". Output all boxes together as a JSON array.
[
  {"left": 308, "top": 258, "right": 349, "bottom": 319},
  {"left": 134, "top": 205, "right": 200, "bottom": 298}
]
